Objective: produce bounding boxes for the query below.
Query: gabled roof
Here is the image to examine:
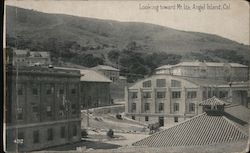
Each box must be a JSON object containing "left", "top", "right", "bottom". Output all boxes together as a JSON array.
[
  {"left": 54, "top": 67, "right": 111, "bottom": 83},
  {"left": 92, "top": 65, "right": 120, "bottom": 71},
  {"left": 200, "top": 96, "right": 231, "bottom": 106},
  {"left": 133, "top": 113, "right": 248, "bottom": 147},
  {"left": 80, "top": 69, "right": 112, "bottom": 83}
]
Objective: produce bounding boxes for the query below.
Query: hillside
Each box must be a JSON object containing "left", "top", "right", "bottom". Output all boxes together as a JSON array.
[{"left": 6, "top": 6, "right": 250, "bottom": 82}]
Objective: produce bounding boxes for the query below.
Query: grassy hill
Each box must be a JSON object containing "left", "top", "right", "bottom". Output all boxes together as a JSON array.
[{"left": 6, "top": 6, "right": 250, "bottom": 82}]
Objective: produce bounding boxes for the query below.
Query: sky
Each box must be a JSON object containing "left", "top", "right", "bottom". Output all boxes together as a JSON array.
[{"left": 5, "top": 0, "right": 250, "bottom": 45}]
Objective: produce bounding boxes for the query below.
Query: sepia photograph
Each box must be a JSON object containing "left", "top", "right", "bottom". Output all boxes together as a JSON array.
[{"left": 3, "top": 0, "right": 250, "bottom": 152}]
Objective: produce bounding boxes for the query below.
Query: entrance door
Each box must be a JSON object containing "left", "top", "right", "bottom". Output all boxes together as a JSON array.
[{"left": 159, "top": 117, "right": 164, "bottom": 127}]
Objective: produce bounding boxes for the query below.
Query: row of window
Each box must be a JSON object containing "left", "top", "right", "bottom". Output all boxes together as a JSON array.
[
  {"left": 131, "top": 91, "right": 197, "bottom": 99},
  {"left": 17, "top": 125, "right": 77, "bottom": 144},
  {"left": 17, "top": 88, "right": 77, "bottom": 96},
  {"left": 131, "top": 103, "right": 195, "bottom": 112},
  {"left": 131, "top": 116, "right": 179, "bottom": 123},
  {"left": 16, "top": 103, "right": 77, "bottom": 121},
  {"left": 203, "top": 90, "right": 229, "bottom": 99},
  {"left": 142, "top": 79, "right": 182, "bottom": 88}
]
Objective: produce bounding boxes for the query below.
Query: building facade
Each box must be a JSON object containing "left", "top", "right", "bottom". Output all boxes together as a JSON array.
[
  {"left": 5, "top": 66, "right": 81, "bottom": 152},
  {"left": 54, "top": 67, "right": 112, "bottom": 109},
  {"left": 155, "top": 61, "right": 249, "bottom": 82},
  {"left": 125, "top": 74, "right": 249, "bottom": 127},
  {"left": 11, "top": 49, "right": 51, "bottom": 66},
  {"left": 79, "top": 69, "right": 112, "bottom": 109}
]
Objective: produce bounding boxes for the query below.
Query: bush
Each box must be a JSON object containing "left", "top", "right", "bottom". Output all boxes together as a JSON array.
[
  {"left": 107, "top": 129, "right": 114, "bottom": 138},
  {"left": 81, "top": 129, "right": 88, "bottom": 138},
  {"left": 116, "top": 114, "right": 122, "bottom": 120}
]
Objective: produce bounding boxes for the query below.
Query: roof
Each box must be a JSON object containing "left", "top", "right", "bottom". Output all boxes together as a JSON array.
[
  {"left": 119, "top": 76, "right": 127, "bottom": 80},
  {"left": 200, "top": 96, "right": 231, "bottom": 106},
  {"left": 133, "top": 113, "right": 248, "bottom": 147},
  {"left": 80, "top": 69, "right": 112, "bottom": 83},
  {"left": 14, "top": 49, "right": 28, "bottom": 55},
  {"left": 54, "top": 67, "right": 111, "bottom": 82},
  {"left": 155, "top": 62, "right": 248, "bottom": 70},
  {"left": 156, "top": 65, "right": 175, "bottom": 70},
  {"left": 184, "top": 77, "right": 229, "bottom": 86},
  {"left": 225, "top": 105, "right": 250, "bottom": 124},
  {"left": 92, "top": 65, "right": 120, "bottom": 71}
]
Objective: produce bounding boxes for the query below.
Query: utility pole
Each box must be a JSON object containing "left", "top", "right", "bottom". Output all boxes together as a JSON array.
[{"left": 87, "top": 96, "right": 90, "bottom": 127}]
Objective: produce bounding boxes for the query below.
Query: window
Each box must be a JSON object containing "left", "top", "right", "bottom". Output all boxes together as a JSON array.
[
  {"left": 46, "top": 106, "right": 52, "bottom": 117},
  {"left": 208, "top": 90, "right": 212, "bottom": 98},
  {"left": 143, "top": 92, "right": 151, "bottom": 98},
  {"left": 202, "top": 91, "right": 207, "bottom": 100},
  {"left": 174, "top": 117, "right": 178, "bottom": 122},
  {"left": 46, "top": 89, "right": 52, "bottom": 95},
  {"left": 132, "top": 103, "right": 136, "bottom": 111},
  {"left": 32, "top": 106, "right": 38, "bottom": 113},
  {"left": 145, "top": 116, "right": 149, "bottom": 121},
  {"left": 18, "top": 88, "right": 23, "bottom": 95},
  {"left": 172, "top": 91, "right": 181, "bottom": 99},
  {"left": 219, "top": 91, "right": 228, "bottom": 98},
  {"left": 71, "top": 104, "right": 77, "bottom": 114},
  {"left": 80, "top": 85, "right": 84, "bottom": 92},
  {"left": 156, "top": 79, "right": 166, "bottom": 87},
  {"left": 187, "top": 91, "right": 197, "bottom": 99},
  {"left": 157, "top": 92, "right": 165, "bottom": 98},
  {"left": 189, "top": 103, "right": 195, "bottom": 112},
  {"left": 131, "top": 92, "right": 138, "bottom": 99},
  {"left": 59, "top": 89, "right": 64, "bottom": 94},
  {"left": 71, "top": 89, "right": 76, "bottom": 94},
  {"left": 32, "top": 88, "right": 38, "bottom": 95},
  {"left": 33, "top": 130, "right": 39, "bottom": 143},
  {"left": 72, "top": 125, "right": 77, "bottom": 136},
  {"left": 18, "top": 131, "right": 24, "bottom": 140},
  {"left": 47, "top": 128, "right": 53, "bottom": 141},
  {"left": 159, "top": 103, "right": 164, "bottom": 111},
  {"left": 132, "top": 116, "right": 135, "bottom": 120},
  {"left": 213, "top": 91, "right": 218, "bottom": 97},
  {"left": 145, "top": 103, "right": 150, "bottom": 111},
  {"left": 171, "top": 80, "right": 181, "bottom": 87},
  {"left": 60, "top": 126, "right": 65, "bottom": 138},
  {"left": 143, "top": 80, "right": 151, "bottom": 88},
  {"left": 17, "top": 108, "right": 23, "bottom": 120},
  {"left": 174, "top": 103, "right": 179, "bottom": 112}
]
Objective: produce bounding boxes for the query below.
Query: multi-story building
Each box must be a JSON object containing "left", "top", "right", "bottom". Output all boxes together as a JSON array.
[
  {"left": 11, "top": 49, "right": 51, "bottom": 66},
  {"left": 5, "top": 66, "right": 81, "bottom": 152},
  {"left": 92, "top": 65, "right": 120, "bottom": 83},
  {"left": 125, "top": 74, "right": 249, "bottom": 127},
  {"left": 55, "top": 67, "right": 112, "bottom": 109},
  {"left": 155, "top": 61, "right": 249, "bottom": 82}
]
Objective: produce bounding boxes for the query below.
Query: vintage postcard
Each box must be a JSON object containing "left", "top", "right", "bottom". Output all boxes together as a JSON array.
[{"left": 3, "top": 0, "right": 250, "bottom": 152}]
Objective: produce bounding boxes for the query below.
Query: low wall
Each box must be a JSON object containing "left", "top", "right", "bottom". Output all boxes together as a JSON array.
[{"left": 84, "top": 105, "right": 125, "bottom": 114}]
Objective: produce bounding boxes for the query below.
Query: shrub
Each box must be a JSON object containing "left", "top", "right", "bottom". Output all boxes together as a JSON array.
[
  {"left": 107, "top": 129, "right": 114, "bottom": 138},
  {"left": 81, "top": 129, "right": 88, "bottom": 138}
]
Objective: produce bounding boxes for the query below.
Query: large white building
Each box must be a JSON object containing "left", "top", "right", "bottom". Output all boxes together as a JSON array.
[
  {"left": 125, "top": 62, "right": 249, "bottom": 127},
  {"left": 155, "top": 61, "right": 249, "bottom": 82}
]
